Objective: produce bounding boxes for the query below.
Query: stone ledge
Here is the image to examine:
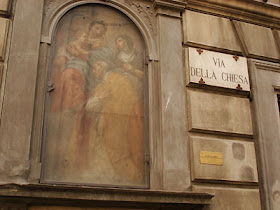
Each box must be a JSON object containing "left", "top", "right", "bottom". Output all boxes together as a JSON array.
[
  {"left": 0, "top": 184, "right": 213, "bottom": 208},
  {"left": 185, "top": 0, "right": 280, "bottom": 29},
  {"left": 252, "top": 59, "right": 280, "bottom": 72}
]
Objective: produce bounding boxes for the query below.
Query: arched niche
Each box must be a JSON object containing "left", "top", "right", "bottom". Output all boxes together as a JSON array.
[
  {"left": 42, "top": 0, "right": 156, "bottom": 58},
  {"left": 40, "top": 3, "right": 150, "bottom": 188}
]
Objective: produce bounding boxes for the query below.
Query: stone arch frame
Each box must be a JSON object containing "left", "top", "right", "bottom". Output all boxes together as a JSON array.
[
  {"left": 29, "top": 0, "right": 161, "bottom": 189},
  {"left": 42, "top": 0, "right": 156, "bottom": 57}
]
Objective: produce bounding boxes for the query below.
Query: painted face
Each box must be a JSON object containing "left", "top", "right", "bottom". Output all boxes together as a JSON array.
[
  {"left": 79, "top": 33, "right": 88, "bottom": 43},
  {"left": 90, "top": 24, "right": 105, "bottom": 38},
  {"left": 92, "top": 61, "right": 107, "bottom": 80},
  {"left": 116, "top": 37, "right": 126, "bottom": 51}
]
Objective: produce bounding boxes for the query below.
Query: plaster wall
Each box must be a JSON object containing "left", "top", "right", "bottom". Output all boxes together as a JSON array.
[
  {"left": 250, "top": 60, "right": 280, "bottom": 210},
  {"left": 182, "top": 8, "right": 279, "bottom": 210},
  {"left": 235, "top": 22, "right": 279, "bottom": 59},
  {"left": 187, "top": 90, "right": 253, "bottom": 136},
  {"left": 193, "top": 185, "right": 261, "bottom": 210},
  {"left": 183, "top": 10, "right": 241, "bottom": 52},
  {"left": 0, "top": 0, "right": 44, "bottom": 183},
  {"left": 158, "top": 13, "right": 190, "bottom": 192}
]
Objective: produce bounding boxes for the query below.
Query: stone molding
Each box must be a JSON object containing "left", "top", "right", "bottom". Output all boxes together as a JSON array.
[
  {"left": 0, "top": 184, "right": 214, "bottom": 208},
  {"left": 185, "top": 0, "right": 280, "bottom": 29},
  {"left": 153, "top": 0, "right": 185, "bottom": 10},
  {"left": 248, "top": 59, "right": 280, "bottom": 210},
  {"left": 44, "top": 0, "right": 157, "bottom": 36},
  {"left": 121, "top": 0, "right": 157, "bottom": 36},
  {"left": 253, "top": 59, "right": 280, "bottom": 72},
  {"left": 42, "top": 0, "right": 156, "bottom": 55},
  {"left": 0, "top": 0, "right": 12, "bottom": 17},
  {"left": 153, "top": 0, "right": 186, "bottom": 18}
]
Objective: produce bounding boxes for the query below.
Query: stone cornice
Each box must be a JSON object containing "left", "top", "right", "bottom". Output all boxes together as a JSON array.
[
  {"left": 153, "top": 0, "right": 186, "bottom": 18},
  {"left": 185, "top": 0, "right": 280, "bottom": 29},
  {"left": 0, "top": 184, "right": 214, "bottom": 208},
  {"left": 252, "top": 59, "right": 280, "bottom": 73},
  {"left": 153, "top": 0, "right": 186, "bottom": 11},
  {"left": 152, "top": 0, "right": 280, "bottom": 27}
]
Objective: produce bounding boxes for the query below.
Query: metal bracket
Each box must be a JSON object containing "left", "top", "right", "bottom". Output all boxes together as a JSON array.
[
  {"left": 145, "top": 154, "right": 150, "bottom": 165},
  {"left": 47, "top": 82, "right": 55, "bottom": 92}
]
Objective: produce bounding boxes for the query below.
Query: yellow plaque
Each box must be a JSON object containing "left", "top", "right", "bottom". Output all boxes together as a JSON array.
[{"left": 200, "top": 151, "right": 223, "bottom": 166}]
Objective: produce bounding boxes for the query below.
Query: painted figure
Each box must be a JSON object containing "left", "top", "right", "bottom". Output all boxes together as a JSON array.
[
  {"left": 115, "top": 34, "right": 144, "bottom": 80},
  {"left": 45, "top": 28, "right": 91, "bottom": 181},
  {"left": 66, "top": 30, "right": 91, "bottom": 58},
  {"left": 85, "top": 51, "right": 144, "bottom": 184},
  {"left": 88, "top": 20, "right": 107, "bottom": 49},
  {"left": 115, "top": 35, "right": 145, "bottom": 173}
]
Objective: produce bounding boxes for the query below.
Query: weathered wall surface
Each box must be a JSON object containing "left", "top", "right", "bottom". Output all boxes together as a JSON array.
[
  {"left": 193, "top": 186, "right": 261, "bottom": 210},
  {"left": 183, "top": 1, "right": 280, "bottom": 208},
  {"left": 0, "top": 0, "right": 44, "bottom": 183},
  {"left": 0, "top": 0, "right": 11, "bottom": 117},
  {"left": 249, "top": 60, "right": 280, "bottom": 210}
]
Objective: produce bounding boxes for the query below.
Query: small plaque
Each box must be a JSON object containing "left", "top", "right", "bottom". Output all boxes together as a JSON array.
[
  {"left": 187, "top": 47, "right": 250, "bottom": 91},
  {"left": 200, "top": 150, "right": 223, "bottom": 166}
]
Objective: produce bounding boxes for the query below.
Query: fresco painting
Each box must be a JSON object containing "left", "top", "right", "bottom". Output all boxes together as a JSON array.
[{"left": 43, "top": 5, "right": 146, "bottom": 186}]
